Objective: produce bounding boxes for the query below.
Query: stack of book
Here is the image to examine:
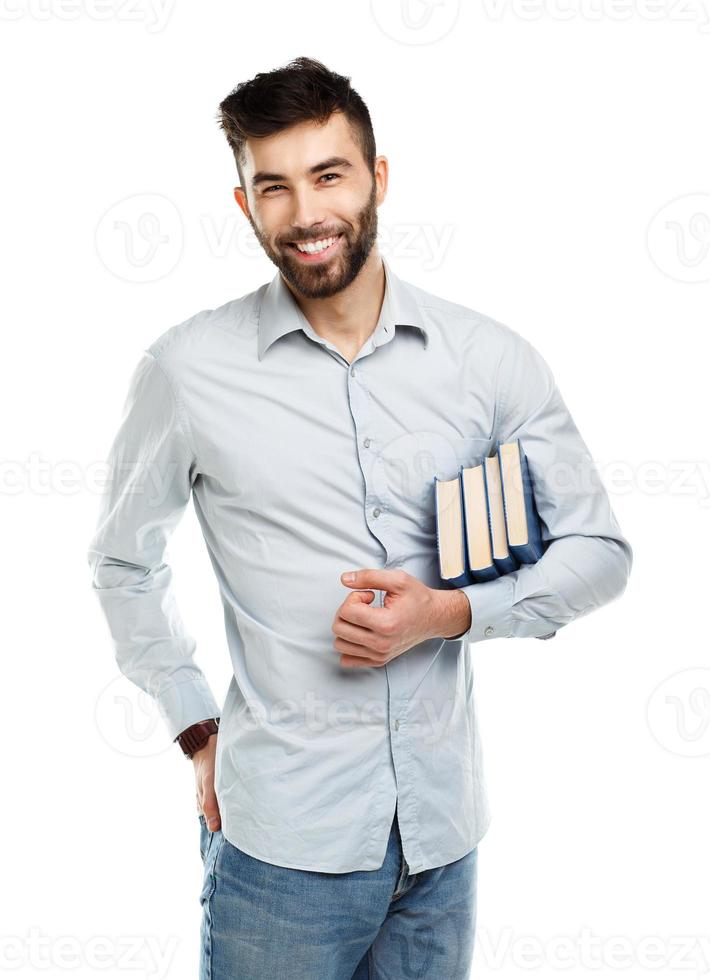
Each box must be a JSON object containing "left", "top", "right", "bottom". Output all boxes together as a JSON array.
[{"left": 434, "top": 439, "right": 546, "bottom": 587}]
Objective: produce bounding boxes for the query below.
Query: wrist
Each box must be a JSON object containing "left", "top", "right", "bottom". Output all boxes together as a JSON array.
[
  {"left": 191, "top": 732, "right": 218, "bottom": 763},
  {"left": 434, "top": 588, "right": 471, "bottom": 640},
  {"left": 175, "top": 717, "right": 220, "bottom": 759}
]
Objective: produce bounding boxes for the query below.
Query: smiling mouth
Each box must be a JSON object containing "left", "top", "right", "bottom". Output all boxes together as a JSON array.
[{"left": 286, "top": 233, "right": 344, "bottom": 261}]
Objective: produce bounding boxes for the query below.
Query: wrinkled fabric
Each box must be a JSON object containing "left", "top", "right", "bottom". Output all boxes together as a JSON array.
[
  {"left": 87, "top": 256, "right": 632, "bottom": 873},
  {"left": 198, "top": 806, "right": 477, "bottom": 979}
]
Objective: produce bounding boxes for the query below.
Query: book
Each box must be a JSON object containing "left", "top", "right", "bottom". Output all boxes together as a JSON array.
[
  {"left": 482, "top": 454, "right": 518, "bottom": 575},
  {"left": 461, "top": 463, "right": 499, "bottom": 582},
  {"left": 434, "top": 469, "right": 473, "bottom": 587},
  {"left": 435, "top": 438, "right": 545, "bottom": 586},
  {"left": 498, "top": 440, "right": 545, "bottom": 564}
]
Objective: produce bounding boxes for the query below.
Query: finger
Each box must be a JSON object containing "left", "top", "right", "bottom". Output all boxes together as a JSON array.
[
  {"left": 340, "top": 589, "right": 377, "bottom": 610},
  {"left": 339, "top": 597, "right": 395, "bottom": 633},
  {"left": 335, "top": 636, "right": 385, "bottom": 662},
  {"left": 341, "top": 655, "right": 381, "bottom": 668},
  {"left": 341, "top": 569, "right": 408, "bottom": 593},
  {"left": 338, "top": 643, "right": 383, "bottom": 668},
  {"left": 333, "top": 613, "right": 383, "bottom": 648},
  {"left": 202, "top": 792, "right": 221, "bottom": 831},
  {"left": 350, "top": 589, "right": 376, "bottom": 603}
]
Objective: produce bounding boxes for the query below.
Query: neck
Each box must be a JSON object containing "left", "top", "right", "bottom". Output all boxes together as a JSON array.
[{"left": 284, "top": 250, "right": 386, "bottom": 363}]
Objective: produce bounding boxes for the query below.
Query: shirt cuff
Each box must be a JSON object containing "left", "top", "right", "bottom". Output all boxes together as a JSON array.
[
  {"left": 457, "top": 574, "right": 516, "bottom": 643},
  {"left": 154, "top": 676, "right": 222, "bottom": 743}
]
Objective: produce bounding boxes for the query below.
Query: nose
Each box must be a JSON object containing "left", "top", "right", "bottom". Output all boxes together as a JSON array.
[{"left": 289, "top": 185, "right": 329, "bottom": 237}]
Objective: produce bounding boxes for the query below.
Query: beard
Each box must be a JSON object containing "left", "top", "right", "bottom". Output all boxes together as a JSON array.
[{"left": 250, "top": 179, "right": 379, "bottom": 299}]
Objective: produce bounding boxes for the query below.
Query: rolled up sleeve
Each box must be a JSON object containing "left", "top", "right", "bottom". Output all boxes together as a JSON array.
[
  {"left": 454, "top": 326, "right": 633, "bottom": 644},
  {"left": 87, "top": 351, "right": 221, "bottom": 740}
]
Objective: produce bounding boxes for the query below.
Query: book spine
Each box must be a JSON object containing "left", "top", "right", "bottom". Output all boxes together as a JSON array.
[
  {"left": 433, "top": 475, "right": 445, "bottom": 580},
  {"left": 481, "top": 458, "right": 496, "bottom": 563},
  {"left": 508, "top": 541, "right": 544, "bottom": 565},
  {"left": 498, "top": 441, "right": 511, "bottom": 553},
  {"left": 519, "top": 441, "right": 544, "bottom": 554},
  {"left": 457, "top": 464, "right": 471, "bottom": 580}
]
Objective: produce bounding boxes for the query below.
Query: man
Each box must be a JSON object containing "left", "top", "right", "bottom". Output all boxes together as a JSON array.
[{"left": 87, "top": 56, "right": 632, "bottom": 980}]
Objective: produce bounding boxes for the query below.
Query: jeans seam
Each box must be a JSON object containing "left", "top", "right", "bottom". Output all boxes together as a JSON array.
[{"left": 202, "top": 834, "right": 225, "bottom": 980}]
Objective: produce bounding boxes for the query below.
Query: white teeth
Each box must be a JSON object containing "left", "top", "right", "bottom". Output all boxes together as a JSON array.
[{"left": 294, "top": 235, "right": 338, "bottom": 254}]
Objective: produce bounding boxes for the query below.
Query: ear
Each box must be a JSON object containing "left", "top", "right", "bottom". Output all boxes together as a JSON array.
[
  {"left": 373, "top": 155, "right": 389, "bottom": 207},
  {"left": 234, "top": 186, "right": 250, "bottom": 219}
]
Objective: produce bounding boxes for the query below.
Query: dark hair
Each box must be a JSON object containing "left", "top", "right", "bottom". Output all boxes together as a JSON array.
[{"left": 216, "top": 56, "right": 376, "bottom": 186}]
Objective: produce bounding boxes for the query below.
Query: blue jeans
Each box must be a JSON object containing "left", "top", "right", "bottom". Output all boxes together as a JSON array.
[{"left": 198, "top": 806, "right": 478, "bottom": 979}]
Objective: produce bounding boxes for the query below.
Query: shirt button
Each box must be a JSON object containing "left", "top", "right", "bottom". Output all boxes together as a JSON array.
[
  {"left": 363, "top": 437, "right": 371, "bottom": 448},
  {"left": 350, "top": 366, "right": 356, "bottom": 377},
  {"left": 373, "top": 507, "right": 381, "bottom": 518},
  {"left": 484, "top": 626, "right": 495, "bottom": 637},
  {"left": 394, "top": 719, "right": 400, "bottom": 730}
]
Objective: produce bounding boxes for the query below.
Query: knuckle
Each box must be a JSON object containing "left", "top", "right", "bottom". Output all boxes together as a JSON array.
[{"left": 380, "top": 616, "right": 397, "bottom": 637}]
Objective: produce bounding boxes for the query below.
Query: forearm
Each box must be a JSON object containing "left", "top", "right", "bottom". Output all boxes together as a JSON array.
[
  {"left": 432, "top": 587, "right": 472, "bottom": 640},
  {"left": 456, "top": 531, "right": 632, "bottom": 644},
  {"left": 89, "top": 553, "right": 221, "bottom": 740}
]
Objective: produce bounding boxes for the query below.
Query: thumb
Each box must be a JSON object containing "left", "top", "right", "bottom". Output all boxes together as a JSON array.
[
  {"left": 201, "top": 790, "right": 221, "bottom": 832},
  {"left": 341, "top": 568, "right": 406, "bottom": 593}
]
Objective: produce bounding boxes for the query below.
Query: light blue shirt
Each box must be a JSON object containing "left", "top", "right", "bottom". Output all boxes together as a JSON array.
[{"left": 87, "top": 256, "right": 632, "bottom": 873}]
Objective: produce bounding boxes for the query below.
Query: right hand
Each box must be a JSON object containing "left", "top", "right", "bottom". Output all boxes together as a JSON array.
[{"left": 194, "top": 734, "right": 221, "bottom": 832}]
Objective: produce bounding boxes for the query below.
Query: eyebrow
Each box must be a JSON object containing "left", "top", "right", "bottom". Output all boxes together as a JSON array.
[{"left": 251, "top": 156, "right": 354, "bottom": 188}]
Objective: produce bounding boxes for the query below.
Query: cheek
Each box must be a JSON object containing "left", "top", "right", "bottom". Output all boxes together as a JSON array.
[{"left": 251, "top": 201, "right": 290, "bottom": 239}]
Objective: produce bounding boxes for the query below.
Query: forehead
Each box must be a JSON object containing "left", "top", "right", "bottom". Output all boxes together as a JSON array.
[{"left": 241, "top": 111, "right": 362, "bottom": 177}]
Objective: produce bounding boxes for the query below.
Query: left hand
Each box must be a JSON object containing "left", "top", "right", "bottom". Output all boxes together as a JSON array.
[
  {"left": 333, "top": 568, "right": 445, "bottom": 668},
  {"left": 193, "top": 734, "right": 221, "bottom": 831}
]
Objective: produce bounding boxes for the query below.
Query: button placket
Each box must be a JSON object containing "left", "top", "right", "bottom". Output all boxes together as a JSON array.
[
  {"left": 346, "top": 364, "right": 395, "bottom": 558},
  {"left": 347, "top": 355, "right": 419, "bottom": 866}
]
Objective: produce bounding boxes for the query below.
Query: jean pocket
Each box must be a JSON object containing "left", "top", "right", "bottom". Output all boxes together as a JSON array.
[{"left": 199, "top": 827, "right": 224, "bottom": 908}]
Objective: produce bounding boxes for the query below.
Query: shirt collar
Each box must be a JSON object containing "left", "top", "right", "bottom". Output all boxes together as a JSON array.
[{"left": 256, "top": 255, "right": 429, "bottom": 361}]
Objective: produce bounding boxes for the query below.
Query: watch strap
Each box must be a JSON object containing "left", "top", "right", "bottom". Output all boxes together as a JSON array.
[{"left": 175, "top": 717, "right": 220, "bottom": 759}]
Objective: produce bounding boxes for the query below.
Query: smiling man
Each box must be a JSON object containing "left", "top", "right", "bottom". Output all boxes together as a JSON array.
[{"left": 87, "top": 56, "right": 632, "bottom": 980}]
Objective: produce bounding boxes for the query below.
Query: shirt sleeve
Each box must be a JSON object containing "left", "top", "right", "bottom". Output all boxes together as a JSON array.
[
  {"left": 87, "top": 351, "right": 221, "bottom": 741},
  {"left": 451, "top": 326, "right": 633, "bottom": 644}
]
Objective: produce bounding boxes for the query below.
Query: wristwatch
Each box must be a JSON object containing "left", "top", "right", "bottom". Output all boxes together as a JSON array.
[{"left": 175, "top": 717, "right": 220, "bottom": 759}]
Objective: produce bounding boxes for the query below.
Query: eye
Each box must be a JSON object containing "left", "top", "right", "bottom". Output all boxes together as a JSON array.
[
  {"left": 263, "top": 185, "right": 286, "bottom": 194},
  {"left": 319, "top": 173, "right": 341, "bottom": 184}
]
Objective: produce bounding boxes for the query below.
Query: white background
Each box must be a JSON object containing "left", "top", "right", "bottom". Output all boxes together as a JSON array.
[{"left": 2, "top": 1, "right": 708, "bottom": 977}]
